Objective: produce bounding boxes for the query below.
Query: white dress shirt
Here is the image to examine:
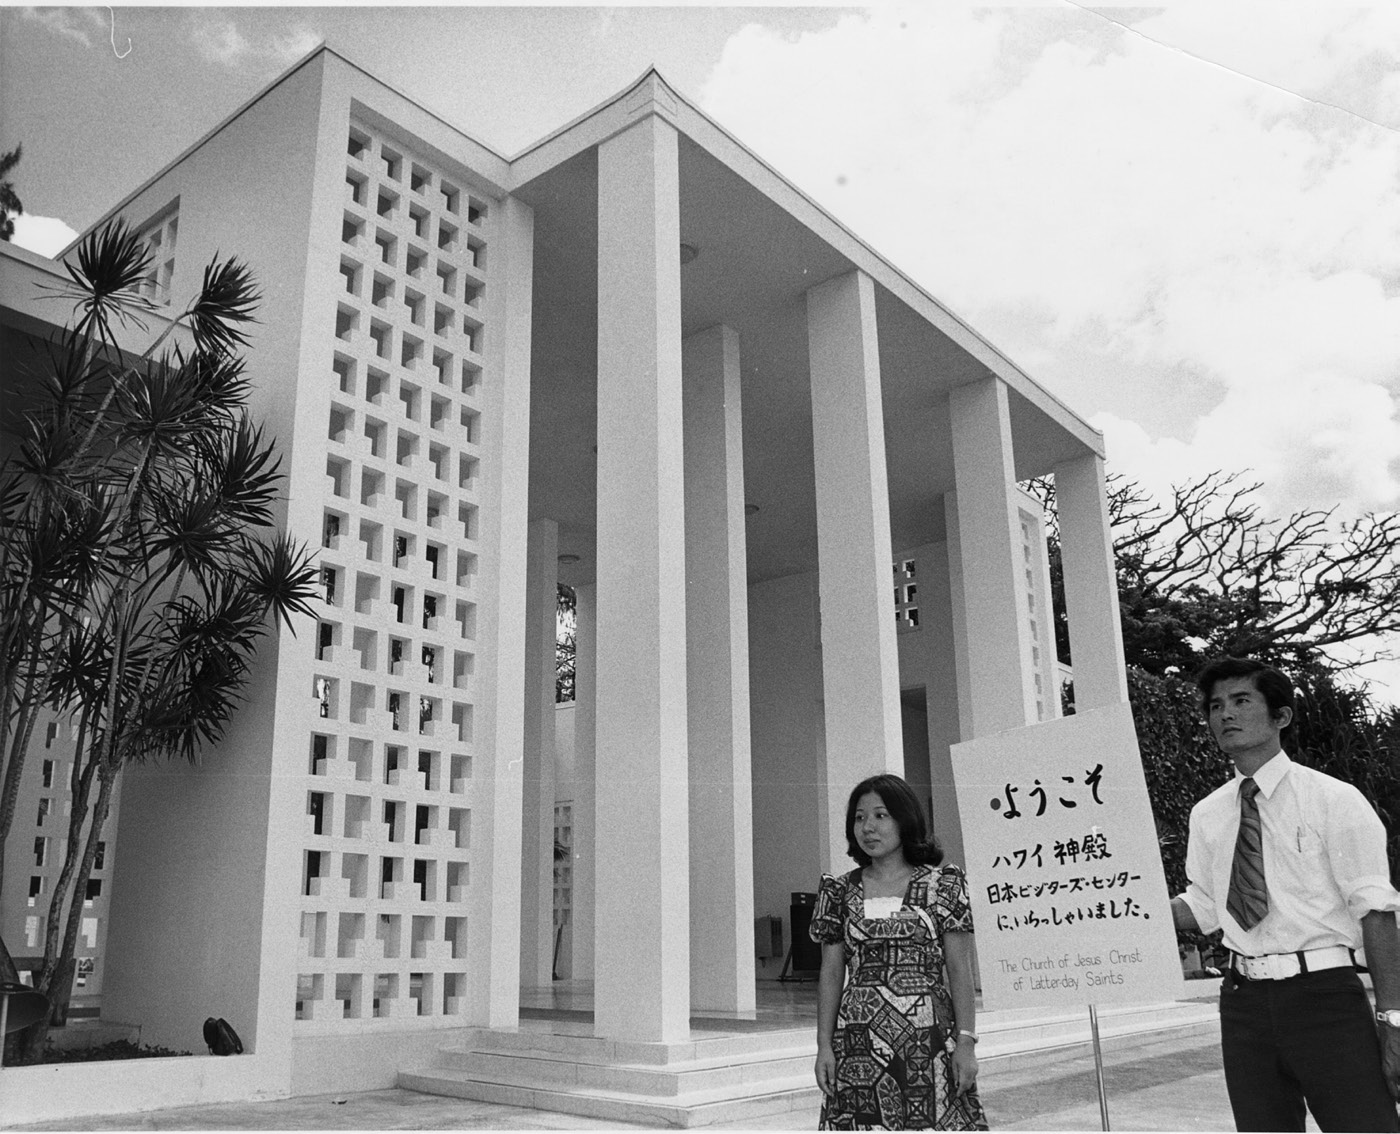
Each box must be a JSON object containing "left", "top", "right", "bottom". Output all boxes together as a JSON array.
[{"left": 1178, "top": 750, "right": 1400, "bottom": 955}]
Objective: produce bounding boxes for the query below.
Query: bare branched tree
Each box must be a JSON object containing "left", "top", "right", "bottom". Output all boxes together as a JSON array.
[
  {"left": 1027, "top": 469, "right": 1400, "bottom": 676},
  {"left": 0, "top": 145, "right": 22, "bottom": 241},
  {"left": 556, "top": 584, "right": 576, "bottom": 703}
]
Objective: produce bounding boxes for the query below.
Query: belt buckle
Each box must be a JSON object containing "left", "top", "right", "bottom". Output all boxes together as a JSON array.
[{"left": 1237, "top": 953, "right": 1299, "bottom": 980}]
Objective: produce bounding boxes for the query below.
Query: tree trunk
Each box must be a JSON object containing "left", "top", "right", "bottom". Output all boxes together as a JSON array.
[
  {"left": 51, "top": 756, "right": 118, "bottom": 1028},
  {"left": 46, "top": 954, "right": 78, "bottom": 1029},
  {"left": 39, "top": 718, "right": 97, "bottom": 986},
  {"left": 16, "top": 737, "right": 114, "bottom": 1063},
  {"left": 0, "top": 623, "right": 53, "bottom": 893}
]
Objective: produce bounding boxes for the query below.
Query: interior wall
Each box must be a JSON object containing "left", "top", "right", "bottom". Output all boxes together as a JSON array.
[
  {"left": 746, "top": 571, "right": 824, "bottom": 979},
  {"left": 901, "top": 693, "right": 932, "bottom": 825},
  {"left": 894, "top": 540, "right": 965, "bottom": 866}
]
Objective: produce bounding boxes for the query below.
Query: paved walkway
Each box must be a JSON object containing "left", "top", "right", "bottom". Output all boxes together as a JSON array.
[{"left": 15, "top": 1019, "right": 1289, "bottom": 1131}]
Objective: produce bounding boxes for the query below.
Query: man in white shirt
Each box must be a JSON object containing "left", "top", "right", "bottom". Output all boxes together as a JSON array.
[{"left": 1171, "top": 657, "right": 1400, "bottom": 1131}]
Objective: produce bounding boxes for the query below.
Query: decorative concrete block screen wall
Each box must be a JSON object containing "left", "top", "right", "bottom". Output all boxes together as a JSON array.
[
  {"left": 297, "top": 117, "right": 488, "bottom": 1028},
  {"left": 137, "top": 202, "right": 179, "bottom": 306},
  {"left": 894, "top": 557, "right": 919, "bottom": 631}
]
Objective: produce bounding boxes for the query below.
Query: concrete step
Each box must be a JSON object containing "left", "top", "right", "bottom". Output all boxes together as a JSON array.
[
  {"left": 397, "top": 1065, "right": 820, "bottom": 1128},
  {"left": 978, "top": 998, "right": 1218, "bottom": 1058},
  {"left": 397, "top": 998, "right": 1219, "bottom": 1128},
  {"left": 400, "top": 1027, "right": 820, "bottom": 1127},
  {"left": 432, "top": 1024, "right": 813, "bottom": 1065},
  {"left": 430, "top": 1045, "right": 813, "bottom": 1097}
]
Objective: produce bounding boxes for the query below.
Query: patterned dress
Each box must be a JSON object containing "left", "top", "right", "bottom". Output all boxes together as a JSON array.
[{"left": 810, "top": 864, "right": 989, "bottom": 1131}]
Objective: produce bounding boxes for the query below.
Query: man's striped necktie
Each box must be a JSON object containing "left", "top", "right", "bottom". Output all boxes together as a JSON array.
[{"left": 1226, "top": 777, "right": 1269, "bottom": 930}]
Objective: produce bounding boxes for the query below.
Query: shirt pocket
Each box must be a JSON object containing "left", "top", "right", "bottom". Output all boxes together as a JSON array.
[{"left": 1283, "top": 825, "right": 1325, "bottom": 859}]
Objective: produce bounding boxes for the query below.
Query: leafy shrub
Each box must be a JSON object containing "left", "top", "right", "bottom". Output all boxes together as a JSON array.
[{"left": 5, "top": 1038, "right": 192, "bottom": 1065}]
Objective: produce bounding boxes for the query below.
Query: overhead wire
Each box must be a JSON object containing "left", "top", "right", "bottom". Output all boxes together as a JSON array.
[{"left": 1059, "top": 0, "right": 1400, "bottom": 137}]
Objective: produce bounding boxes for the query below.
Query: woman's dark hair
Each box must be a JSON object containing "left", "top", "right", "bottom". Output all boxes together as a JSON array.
[
  {"left": 1195, "top": 656, "right": 1296, "bottom": 743},
  {"left": 845, "top": 773, "right": 943, "bottom": 867}
]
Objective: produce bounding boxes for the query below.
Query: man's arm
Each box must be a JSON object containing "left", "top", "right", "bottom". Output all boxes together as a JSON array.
[
  {"left": 1171, "top": 896, "right": 1201, "bottom": 934},
  {"left": 1176, "top": 803, "right": 1222, "bottom": 937},
  {"left": 1362, "top": 910, "right": 1400, "bottom": 1101}
]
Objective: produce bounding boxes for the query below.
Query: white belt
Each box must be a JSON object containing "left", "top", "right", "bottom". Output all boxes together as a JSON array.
[{"left": 1231, "top": 945, "right": 1355, "bottom": 981}]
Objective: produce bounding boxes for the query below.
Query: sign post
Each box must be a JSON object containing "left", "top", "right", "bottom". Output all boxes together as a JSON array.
[{"left": 950, "top": 702, "right": 1183, "bottom": 1129}]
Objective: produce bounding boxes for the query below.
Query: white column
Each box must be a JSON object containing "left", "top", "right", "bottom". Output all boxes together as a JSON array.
[
  {"left": 807, "top": 270, "right": 903, "bottom": 871},
  {"left": 1055, "top": 452, "right": 1129, "bottom": 710},
  {"left": 682, "top": 325, "right": 756, "bottom": 1015},
  {"left": 572, "top": 582, "right": 596, "bottom": 983},
  {"left": 520, "top": 518, "right": 558, "bottom": 988},
  {"left": 949, "top": 378, "right": 1036, "bottom": 737},
  {"left": 472, "top": 194, "right": 534, "bottom": 1027},
  {"left": 594, "top": 113, "right": 691, "bottom": 1042}
]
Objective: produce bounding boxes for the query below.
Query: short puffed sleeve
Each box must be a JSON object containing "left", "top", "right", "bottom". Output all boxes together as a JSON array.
[
  {"left": 809, "top": 873, "right": 846, "bottom": 945},
  {"left": 933, "top": 863, "right": 974, "bottom": 934}
]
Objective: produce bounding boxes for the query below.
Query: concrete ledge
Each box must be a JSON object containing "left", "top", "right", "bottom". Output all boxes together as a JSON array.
[
  {"left": 291, "top": 1025, "right": 478, "bottom": 1095},
  {"left": 0, "top": 1052, "right": 285, "bottom": 1127}
]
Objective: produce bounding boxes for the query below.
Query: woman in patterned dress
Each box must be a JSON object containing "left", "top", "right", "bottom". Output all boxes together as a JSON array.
[{"left": 811, "top": 774, "right": 988, "bottom": 1130}]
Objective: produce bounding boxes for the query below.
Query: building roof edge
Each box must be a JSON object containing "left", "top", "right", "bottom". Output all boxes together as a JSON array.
[
  {"left": 57, "top": 44, "right": 338, "bottom": 259},
  {"left": 506, "top": 65, "right": 666, "bottom": 163}
]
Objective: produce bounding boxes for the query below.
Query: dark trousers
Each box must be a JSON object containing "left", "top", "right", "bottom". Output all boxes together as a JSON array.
[{"left": 1221, "top": 966, "right": 1399, "bottom": 1132}]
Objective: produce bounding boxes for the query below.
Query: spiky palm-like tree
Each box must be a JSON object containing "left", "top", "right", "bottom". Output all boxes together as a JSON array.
[{"left": 0, "top": 218, "right": 319, "bottom": 1060}]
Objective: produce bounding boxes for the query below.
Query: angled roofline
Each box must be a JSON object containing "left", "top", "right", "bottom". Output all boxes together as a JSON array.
[
  {"left": 58, "top": 42, "right": 512, "bottom": 259},
  {"left": 54, "top": 49, "right": 1100, "bottom": 453},
  {"left": 507, "top": 65, "right": 665, "bottom": 164},
  {"left": 505, "top": 66, "right": 1103, "bottom": 456}
]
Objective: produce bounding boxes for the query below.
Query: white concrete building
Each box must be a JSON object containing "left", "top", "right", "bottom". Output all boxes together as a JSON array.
[{"left": 0, "top": 46, "right": 1126, "bottom": 1122}]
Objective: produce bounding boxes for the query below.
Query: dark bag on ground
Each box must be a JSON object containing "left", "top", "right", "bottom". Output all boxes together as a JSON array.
[{"left": 203, "top": 1016, "right": 243, "bottom": 1055}]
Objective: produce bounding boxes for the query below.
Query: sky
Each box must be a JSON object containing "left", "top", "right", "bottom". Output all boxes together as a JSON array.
[{"left": 4, "top": 3, "right": 1400, "bottom": 695}]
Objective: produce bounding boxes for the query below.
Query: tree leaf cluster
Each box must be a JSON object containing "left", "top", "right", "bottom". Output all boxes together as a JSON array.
[
  {"left": 1035, "top": 467, "right": 1400, "bottom": 949},
  {"left": 0, "top": 218, "right": 319, "bottom": 1060}
]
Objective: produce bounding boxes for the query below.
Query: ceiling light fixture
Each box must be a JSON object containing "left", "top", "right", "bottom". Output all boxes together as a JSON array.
[{"left": 557, "top": 553, "right": 580, "bottom": 565}]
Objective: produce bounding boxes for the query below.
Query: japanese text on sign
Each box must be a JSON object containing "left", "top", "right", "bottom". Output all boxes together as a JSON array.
[
  {"left": 950, "top": 703, "right": 1183, "bottom": 1009},
  {"left": 989, "top": 765, "right": 1105, "bottom": 817}
]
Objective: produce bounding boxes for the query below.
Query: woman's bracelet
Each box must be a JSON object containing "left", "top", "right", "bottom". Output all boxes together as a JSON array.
[{"left": 957, "top": 1029, "right": 978, "bottom": 1044}]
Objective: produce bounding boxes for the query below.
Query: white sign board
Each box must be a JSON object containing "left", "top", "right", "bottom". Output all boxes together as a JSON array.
[{"left": 950, "top": 702, "right": 1183, "bottom": 1010}]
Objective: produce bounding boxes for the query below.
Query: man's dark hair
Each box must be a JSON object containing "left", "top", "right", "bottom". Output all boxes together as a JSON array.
[
  {"left": 1195, "top": 656, "right": 1296, "bottom": 741},
  {"left": 844, "top": 773, "right": 943, "bottom": 867}
]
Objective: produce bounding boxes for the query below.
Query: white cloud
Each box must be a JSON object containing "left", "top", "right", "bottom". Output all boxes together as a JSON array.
[
  {"left": 9, "top": 214, "right": 79, "bottom": 259},
  {"left": 187, "top": 15, "right": 320, "bottom": 70},
  {"left": 22, "top": 7, "right": 105, "bottom": 49},
  {"left": 1091, "top": 412, "right": 1204, "bottom": 508},
  {"left": 189, "top": 18, "right": 253, "bottom": 67},
  {"left": 699, "top": 5, "right": 1400, "bottom": 521}
]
